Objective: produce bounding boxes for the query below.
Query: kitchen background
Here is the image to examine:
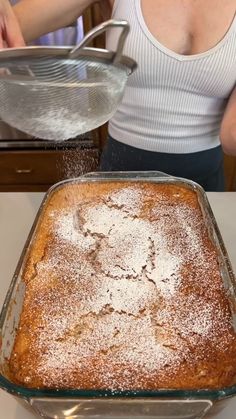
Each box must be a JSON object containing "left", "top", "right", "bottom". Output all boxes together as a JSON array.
[{"left": 0, "top": 2, "right": 235, "bottom": 192}]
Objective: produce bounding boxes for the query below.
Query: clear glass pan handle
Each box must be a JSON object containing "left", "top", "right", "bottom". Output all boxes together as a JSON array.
[
  {"left": 79, "top": 170, "right": 174, "bottom": 181},
  {"left": 30, "top": 398, "right": 213, "bottom": 419}
]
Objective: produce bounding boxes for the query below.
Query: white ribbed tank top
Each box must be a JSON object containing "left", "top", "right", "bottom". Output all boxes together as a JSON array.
[{"left": 107, "top": 0, "right": 236, "bottom": 153}]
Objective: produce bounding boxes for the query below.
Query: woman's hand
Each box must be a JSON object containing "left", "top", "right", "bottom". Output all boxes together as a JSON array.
[{"left": 0, "top": 0, "right": 25, "bottom": 47}]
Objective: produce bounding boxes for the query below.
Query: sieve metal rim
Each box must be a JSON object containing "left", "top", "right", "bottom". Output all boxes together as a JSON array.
[{"left": 0, "top": 19, "right": 137, "bottom": 75}]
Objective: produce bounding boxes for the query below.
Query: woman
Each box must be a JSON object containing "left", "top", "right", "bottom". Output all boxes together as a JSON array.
[
  {"left": 0, "top": 0, "right": 24, "bottom": 47},
  {"left": 1, "top": 0, "right": 236, "bottom": 190}
]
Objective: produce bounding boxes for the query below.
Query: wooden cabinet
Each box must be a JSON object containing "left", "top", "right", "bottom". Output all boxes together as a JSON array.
[
  {"left": 2, "top": 149, "right": 235, "bottom": 192},
  {"left": 224, "top": 155, "right": 236, "bottom": 191},
  {"left": 0, "top": 148, "right": 99, "bottom": 192}
]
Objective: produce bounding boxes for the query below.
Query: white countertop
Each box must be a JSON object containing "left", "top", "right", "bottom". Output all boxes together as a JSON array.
[{"left": 0, "top": 192, "right": 236, "bottom": 419}]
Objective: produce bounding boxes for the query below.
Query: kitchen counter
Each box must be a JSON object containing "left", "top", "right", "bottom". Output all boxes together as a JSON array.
[{"left": 0, "top": 192, "right": 236, "bottom": 419}]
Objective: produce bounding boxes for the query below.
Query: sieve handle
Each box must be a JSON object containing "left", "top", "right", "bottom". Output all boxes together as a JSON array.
[{"left": 69, "top": 19, "right": 130, "bottom": 63}]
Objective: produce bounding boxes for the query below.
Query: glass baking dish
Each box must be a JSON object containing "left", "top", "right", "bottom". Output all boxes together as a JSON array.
[{"left": 0, "top": 171, "right": 236, "bottom": 419}]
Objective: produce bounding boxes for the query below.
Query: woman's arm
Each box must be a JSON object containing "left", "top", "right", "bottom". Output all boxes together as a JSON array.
[
  {"left": 0, "top": 0, "right": 24, "bottom": 46},
  {"left": 220, "top": 87, "right": 236, "bottom": 156},
  {"left": 13, "top": 0, "right": 98, "bottom": 43}
]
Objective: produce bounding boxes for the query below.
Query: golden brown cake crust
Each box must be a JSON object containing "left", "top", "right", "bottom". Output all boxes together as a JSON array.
[{"left": 8, "top": 181, "right": 236, "bottom": 391}]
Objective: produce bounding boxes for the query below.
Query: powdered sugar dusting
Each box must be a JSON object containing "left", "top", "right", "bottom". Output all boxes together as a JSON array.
[
  {"left": 55, "top": 186, "right": 183, "bottom": 296},
  {"left": 13, "top": 182, "right": 236, "bottom": 391},
  {"left": 87, "top": 277, "right": 158, "bottom": 315},
  {"left": 107, "top": 186, "right": 142, "bottom": 213},
  {"left": 55, "top": 211, "right": 95, "bottom": 251}
]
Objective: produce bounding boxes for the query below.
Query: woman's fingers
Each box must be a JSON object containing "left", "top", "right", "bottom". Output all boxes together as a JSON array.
[
  {"left": 0, "top": 0, "right": 25, "bottom": 48},
  {"left": 4, "top": 11, "right": 25, "bottom": 47}
]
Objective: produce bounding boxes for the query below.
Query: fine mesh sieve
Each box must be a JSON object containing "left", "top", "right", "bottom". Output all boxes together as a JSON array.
[{"left": 0, "top": 20, "right": 137, "bottom": 141}]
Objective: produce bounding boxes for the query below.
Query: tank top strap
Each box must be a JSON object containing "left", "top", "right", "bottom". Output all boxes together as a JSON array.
[{"left": 111, "top": 0, "right": 121, "bottom": 16}]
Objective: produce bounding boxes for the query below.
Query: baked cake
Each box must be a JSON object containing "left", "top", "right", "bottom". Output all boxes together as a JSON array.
[{"left": 8, "top": 181, "right": 236, "bottom": 390}]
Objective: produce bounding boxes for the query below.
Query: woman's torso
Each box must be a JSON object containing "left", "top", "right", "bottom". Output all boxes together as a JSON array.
[
  {"left": 108, "top": 0, "right": 236, "bottom": 55},
  {"left": 107, "top": 0, "right": 236, "bottom": 153}
]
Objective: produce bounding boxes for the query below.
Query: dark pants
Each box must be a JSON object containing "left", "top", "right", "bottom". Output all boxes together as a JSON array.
[{"left": 99, "top": 136, "right": 225, "bottom": 192}]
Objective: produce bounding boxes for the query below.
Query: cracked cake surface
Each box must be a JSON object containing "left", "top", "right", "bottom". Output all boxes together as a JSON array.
[{"left": 8, "top": 181, "right": 236, "bottom": 390}]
